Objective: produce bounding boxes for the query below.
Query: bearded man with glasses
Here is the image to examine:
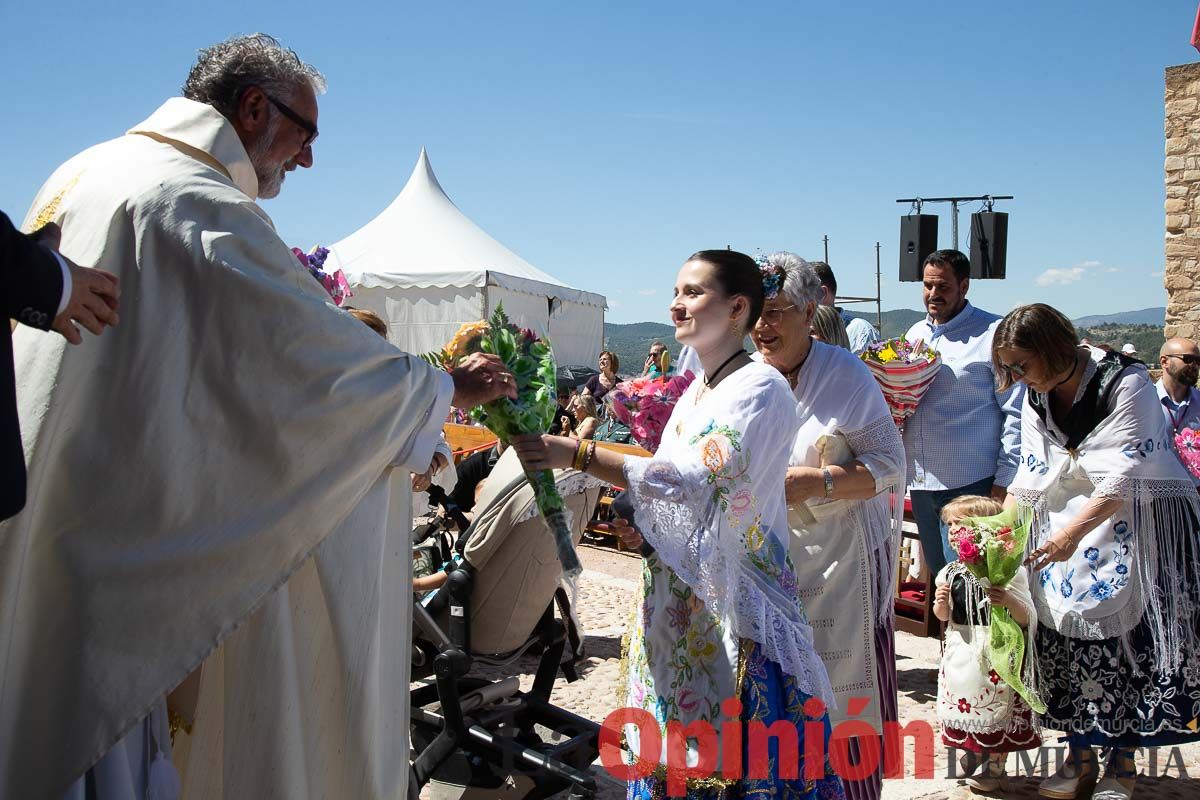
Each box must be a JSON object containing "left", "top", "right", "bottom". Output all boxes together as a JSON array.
[
  {"left": 0, "top": 32, "right": 516, "bottom": 800},
  {"left": 1157, "top": 337, "right": 1200, "bottom": 484}
]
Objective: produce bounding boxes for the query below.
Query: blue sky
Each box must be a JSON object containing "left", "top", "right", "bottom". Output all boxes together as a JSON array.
[{"left": 2, "top": 1, "right": 1196, "bottom": 324}]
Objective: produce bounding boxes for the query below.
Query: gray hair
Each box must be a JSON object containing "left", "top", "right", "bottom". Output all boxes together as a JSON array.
[
  {"left": 762, "top": 251, "right": 823, "bottom": 308},
  {"left": 182, "top": 33, "right": 326, "bottom": 120}
]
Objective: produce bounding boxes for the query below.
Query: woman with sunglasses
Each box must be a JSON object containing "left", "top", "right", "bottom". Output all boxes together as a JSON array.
[
  {"left": 994, "top": 303, "right": 1200, "bottom": 800},
  {"left": 513, "top": 249, "right": 844, "bottom": 798}
]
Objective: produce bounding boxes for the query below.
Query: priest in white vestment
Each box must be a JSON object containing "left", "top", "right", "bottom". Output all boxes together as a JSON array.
[{"left": 0, "top": 34, "right": 515, "bottom": 799}]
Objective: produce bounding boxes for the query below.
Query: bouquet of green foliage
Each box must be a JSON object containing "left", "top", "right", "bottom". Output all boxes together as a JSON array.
[{"left": 424, "top": 306, "right": 581, "bottom": 578}]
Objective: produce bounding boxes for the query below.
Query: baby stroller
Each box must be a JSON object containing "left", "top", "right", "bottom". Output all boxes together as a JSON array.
[{"left": 410, "top": 449, "right": 605, "bottom": 799}]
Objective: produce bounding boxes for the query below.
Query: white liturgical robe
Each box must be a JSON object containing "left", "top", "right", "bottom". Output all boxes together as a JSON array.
[{"left": 0, "top": 98, "right": 452, "bottom": 799}]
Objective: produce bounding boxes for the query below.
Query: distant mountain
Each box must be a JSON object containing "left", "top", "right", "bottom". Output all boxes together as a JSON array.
[
  {"left": 602, "top": 322, "right": 679, "bottom": 374},
  {"left": 605, "top": 307, "right": 1167, "bottom": 372},
  {"left": 1072, "top": 307, "right": 1165, "bottom": 328}
]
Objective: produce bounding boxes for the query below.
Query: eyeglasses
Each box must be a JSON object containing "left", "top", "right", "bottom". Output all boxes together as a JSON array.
[
  {"left": 1166, "top": 354, "right": 1200, "bottom": 365},
  {"left": 1001, "top": 360, "right": 1029, "bottom": 378},
  {"left": 758, "top": 304, "right": 797, "bottom": 327},
  {"left": 265, "top": 94, "right": 318, "bottom": 148}
]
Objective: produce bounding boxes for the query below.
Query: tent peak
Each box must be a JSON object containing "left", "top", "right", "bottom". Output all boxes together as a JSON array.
[{"left": 402, "top": 147, "right": 448, "bottom": 202}]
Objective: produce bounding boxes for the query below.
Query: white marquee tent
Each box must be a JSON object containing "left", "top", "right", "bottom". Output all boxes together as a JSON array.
[{"left": 326, "top": 149, "right": 606, "bottom": 367}]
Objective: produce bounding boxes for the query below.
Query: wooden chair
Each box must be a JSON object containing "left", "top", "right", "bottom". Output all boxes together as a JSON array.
[
  {"left": 443, "top": 423, "right": 498, "bottom": 464},
  {"left": 894, "top": 497, "right": 940, "bottom": 638},
  {"left": 584, "top": 441, "right": 650, "bottom": 550}
]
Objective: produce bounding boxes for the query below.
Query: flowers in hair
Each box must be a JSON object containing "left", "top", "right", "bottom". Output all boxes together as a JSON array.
[{"left": 755, "top": 254, "right": 785, "bottom": 300}]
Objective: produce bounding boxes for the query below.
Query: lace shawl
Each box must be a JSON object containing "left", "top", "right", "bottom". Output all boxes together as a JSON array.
[
  {"left": 623, "top": 362, "right": 836, "bottom": 706},
  {"left": 786, "top": 342, "right": 906, "bottom": 623},
  {"left": 1010, "top": 354, "right": 1200, "bottom": 674}
]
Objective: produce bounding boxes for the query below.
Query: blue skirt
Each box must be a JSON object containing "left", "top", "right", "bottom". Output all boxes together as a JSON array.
[
  {"left": 627, "top": 641, "right": 847, "bottom": 799},
  {"left": 1037, "top": 617, "right": 1200, "bottom": 748}
]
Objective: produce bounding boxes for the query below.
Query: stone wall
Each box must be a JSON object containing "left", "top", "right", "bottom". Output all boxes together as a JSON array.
[{"left": 1165, "top": 62, "right": 1200, "bottom": 340}]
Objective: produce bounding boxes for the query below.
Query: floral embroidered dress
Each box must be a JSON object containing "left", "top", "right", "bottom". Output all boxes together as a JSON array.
[
  {"left": 935, "top": 565, "right": 1041, "bottom": 754},
  {"left": 620, "top": 361, "right": 845, "bottom": 799},
  {"left": 1010, "top": 347, "right": 1200, "bottom": 746}
]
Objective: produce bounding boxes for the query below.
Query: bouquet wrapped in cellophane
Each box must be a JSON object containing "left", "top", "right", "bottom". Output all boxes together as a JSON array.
[
  {"left": 292, "top": 245, "right": 352, "bottom": 307},
  {"left": 423, "top": 306, "right": 582, "bottom": 578},
  {"left": 605, "top": 371, "right": 696, "bottom": 453},
  {"left": 860, "top": 336, "right": 941, "bottom": 431},
  {"left": 948, "top": 508, "right": 1046, "bottom": 713}
]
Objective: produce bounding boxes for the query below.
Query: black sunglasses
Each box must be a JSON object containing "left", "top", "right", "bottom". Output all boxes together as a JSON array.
[
  {"left": 265, "top": 94, "right": 318, "bottom": 148},
  {"left": 1166, "top": 354, "right": 1200, "bottom": 366}
]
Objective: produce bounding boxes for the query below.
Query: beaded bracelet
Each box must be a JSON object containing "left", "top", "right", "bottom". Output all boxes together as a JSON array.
[{"left": 581, "top": 439, "right": 597, "bottom": 472}]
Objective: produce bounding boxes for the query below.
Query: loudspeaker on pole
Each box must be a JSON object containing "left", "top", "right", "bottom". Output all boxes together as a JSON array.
[
  {"left": 899, "top": 215, "right": 938, "bottom": 281},
  {"left": 969, "top": 212, "right": 1008, "bottom": 279}
]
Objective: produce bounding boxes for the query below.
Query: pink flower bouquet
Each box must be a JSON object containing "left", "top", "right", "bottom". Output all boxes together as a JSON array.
[
  {"left": 293, "top": 245, "right": 352, "bottom": 307},
  {"left": 1175, "top": 428, "right": 1200, "bottom": 480},
  {"left": 606, "top": 371, "right": 696, "bottom": 452},
  {"left": 860, "top": 336, "right": 941, "bottom": 430}
]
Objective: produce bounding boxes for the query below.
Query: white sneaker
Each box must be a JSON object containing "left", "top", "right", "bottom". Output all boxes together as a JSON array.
[{"left": 1092, "top": 776, "right": 1135, "bottom": 799}]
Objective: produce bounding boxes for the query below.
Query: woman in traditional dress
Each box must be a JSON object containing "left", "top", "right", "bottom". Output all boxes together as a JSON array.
[
  {"left": 995, "top": 303, "right": 1200, "bottom": 800},
  {"left": 751, "top": 253, "right": 903, "bottom": 800},
  {"left": 513, "top": 249, "right": 844, "bottom": 798}
]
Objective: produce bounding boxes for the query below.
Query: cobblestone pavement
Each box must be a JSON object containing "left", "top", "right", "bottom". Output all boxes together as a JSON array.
[{"left": 420, "top": 543, "right": 1200, "bottom": 799}]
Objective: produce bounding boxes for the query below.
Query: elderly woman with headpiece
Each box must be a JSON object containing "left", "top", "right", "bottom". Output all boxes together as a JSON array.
[
  {"left": 751, "top": 252, "right": 905, "bottom": 800},
  {"left": 996, "top": 303, "right": 1200, "bottom": 800}
]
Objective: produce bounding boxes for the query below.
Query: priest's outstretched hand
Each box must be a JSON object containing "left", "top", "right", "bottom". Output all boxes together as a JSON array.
[{"left": 450, "top": 352, "right": 518, "bottom": 408}]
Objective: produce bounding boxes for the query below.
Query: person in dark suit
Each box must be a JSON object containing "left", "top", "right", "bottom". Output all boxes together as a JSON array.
[{"left": 2, "top": 210, "right": 120, "bottom": 519}]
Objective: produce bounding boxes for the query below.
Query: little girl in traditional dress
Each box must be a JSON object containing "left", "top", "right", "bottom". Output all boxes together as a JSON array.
[{"left": 933, "top": 495, "right": 1041, "bottom": 795}]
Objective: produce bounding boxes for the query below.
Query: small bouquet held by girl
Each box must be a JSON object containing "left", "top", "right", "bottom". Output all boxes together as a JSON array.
[
  {"left": 935, "top": 496, "right": 1042, "bottom": 794},
  {"left": 423, "top": 307, "right": 583, "bottom": 579},
  {"left": 860, "top": 336, "right": 941, "bottom": 431},
  {"left": 604, "top": 370, "right": 697, "bottom": 453}
]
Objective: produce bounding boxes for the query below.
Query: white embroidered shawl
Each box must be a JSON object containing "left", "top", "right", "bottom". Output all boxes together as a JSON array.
[{"left": 1009, "top": 351, "right": 1200, "bottom": 673}]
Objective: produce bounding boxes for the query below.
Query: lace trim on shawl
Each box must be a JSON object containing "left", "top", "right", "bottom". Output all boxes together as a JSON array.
[
  {"left": 844, "top": 415, "right": 906, "bottom": 624},
  {"left": 624, "top": 457, "right": 837, "bottom": 707},
  {"left": 511, "top": 472, "right": 608, "bottom": 525},
  {"left": 844, "top": 415, "right": 905, "bottom": 463},
  {"left": 1013, "top": 479, "right": 1200, "bottom": 675}
]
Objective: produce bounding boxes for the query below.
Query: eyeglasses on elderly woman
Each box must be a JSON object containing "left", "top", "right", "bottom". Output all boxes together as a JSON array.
[{"left": 758, "top": 304, "right": 798, "bottom": 327}]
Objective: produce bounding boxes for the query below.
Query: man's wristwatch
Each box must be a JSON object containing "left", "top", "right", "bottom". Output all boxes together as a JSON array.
[{"left": 822, "top": 468, "right": 834, "bottom": 498}]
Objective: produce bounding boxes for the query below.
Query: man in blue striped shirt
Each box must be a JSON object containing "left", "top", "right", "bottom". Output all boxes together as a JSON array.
[{"left": 902, "top": 250, "right": 1024, "bottom": 580}]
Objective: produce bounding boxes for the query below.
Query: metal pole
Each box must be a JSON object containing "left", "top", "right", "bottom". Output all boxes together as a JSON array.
[
  {"left": 823, "top": 235, "right": 829, "bottom": 263},
  {"left": 951, "top": 200, "right": 959, "bottom": 251},
  {"left": 875, "top": 242, "right": 882, "bottom": 333}
]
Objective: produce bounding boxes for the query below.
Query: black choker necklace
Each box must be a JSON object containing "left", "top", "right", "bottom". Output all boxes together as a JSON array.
[
  {"left": 705, "top": 349, "right": 747, "bottom": 387},
  {"left": 1052, "top": 352, "right": 1082, "bottom": 391}
]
